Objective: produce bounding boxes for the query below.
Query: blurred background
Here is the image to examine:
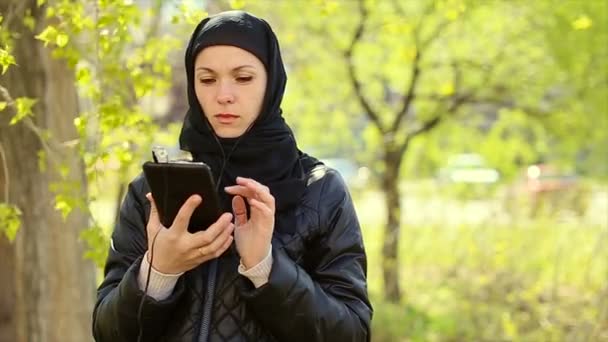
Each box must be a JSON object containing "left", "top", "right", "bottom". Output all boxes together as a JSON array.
[{"left": 0, "top": 0, "right": 606, "bottom": 341}]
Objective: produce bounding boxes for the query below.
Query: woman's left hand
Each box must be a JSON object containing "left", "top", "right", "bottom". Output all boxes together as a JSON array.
[{"left": 224, "top": 177, "right": 275, "bottom": 269}]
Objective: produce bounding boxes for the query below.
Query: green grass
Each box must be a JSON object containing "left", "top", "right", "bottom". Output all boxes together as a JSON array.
[{"left": 358, "top": 196, "right": 608, "bottom": 341}]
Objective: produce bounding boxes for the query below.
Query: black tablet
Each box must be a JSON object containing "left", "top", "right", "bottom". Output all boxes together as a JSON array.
[{"left": 142, "top": 161, "right": 222, "bottom": 233}]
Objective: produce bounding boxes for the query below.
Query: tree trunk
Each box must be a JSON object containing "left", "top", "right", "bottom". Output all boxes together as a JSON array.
[
  {"left": 0, "top": 1, "right": 96, "bottom": 341},
  {"left": 0, "top": 235, "right": 17, "bottom": 341},
  {"left": 381, "top": 147, "right": 403, "bottom": 302}
]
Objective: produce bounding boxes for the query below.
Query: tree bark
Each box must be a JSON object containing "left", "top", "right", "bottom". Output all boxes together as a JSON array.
[
  {"left": 0, "top": 235, "right": 17, "bottom": 341},
  {"left": 381, "top": 146, "right": 403, "bottom": 302},
  {"left": 0, "top": 1, "right": 95, "bottom": 341}
]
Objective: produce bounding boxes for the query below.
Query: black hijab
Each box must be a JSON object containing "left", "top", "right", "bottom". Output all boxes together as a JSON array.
[{"left": 179, "top": 11, "right": 306, "bottom": 216}]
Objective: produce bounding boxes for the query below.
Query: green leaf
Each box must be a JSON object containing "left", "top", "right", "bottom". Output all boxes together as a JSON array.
[
  {"left": 23, "top": 13, "right": 36, "bottom": 31},
  {"left": 0, "top": 101, "right": 7, "bottom": 111},
  {"left": 0, "top": 47, "right": 16, "bottom": 74},
  {"left": 56, "top": 33, "right": 69, "bottom": 47},
  {"left": 37, "top": 0, "right": 46, "bottom": 7},
  {"left": 37, "top": 149, "right": 47, "bottom": 172},
  {"left": 0, "top": 203, "right": 22, "bottom": 242},
  {"left": 9, "top": 97, "right": 37, "bottom": 125},
  {"left": 572, "top": 15, "right": 592, "bottom": 30},
  {"left": 80, "top": 225, "right": 109, "bottom": 268},
  {"left": 35, "top": 26, "right": 57, "bottom": 46},
  {"left": 54, "top": 199, "right": 71, "bottom": 219}
]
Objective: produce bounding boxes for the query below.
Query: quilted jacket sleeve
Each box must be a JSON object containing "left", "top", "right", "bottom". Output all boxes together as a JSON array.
[
  {"left": 92, "top": 175, "right": 186, "bottom": 342},
  {"left": 240, "top": 170, "right": 373, "bottom": 341}
]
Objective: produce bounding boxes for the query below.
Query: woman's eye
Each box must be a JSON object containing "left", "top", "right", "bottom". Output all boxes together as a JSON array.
[
  {"left": 199, "top": 78, "right": 215, "bottom": 85},
  {"left": 236, "top": 76, "right": 253, "bottom": 83}
]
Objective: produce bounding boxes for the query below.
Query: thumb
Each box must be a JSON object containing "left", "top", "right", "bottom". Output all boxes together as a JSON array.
[
  {"left": 146, "top": 192, "right": 162, "bottom": 233},
  {"left": 232, "top": 195, "right": 247, "bottom": 227}
]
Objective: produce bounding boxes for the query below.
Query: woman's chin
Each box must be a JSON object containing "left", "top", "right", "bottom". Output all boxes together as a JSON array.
[{"left": 214, "top": 127, "right": 246, "bottom": 139}]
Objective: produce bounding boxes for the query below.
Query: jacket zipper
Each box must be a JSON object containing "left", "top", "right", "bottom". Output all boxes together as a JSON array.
[{"left": 198, "top": 258, "right": 218, "bottom": 342}]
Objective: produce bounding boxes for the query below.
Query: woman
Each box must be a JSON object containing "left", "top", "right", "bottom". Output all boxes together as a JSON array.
[{"left": 92, "top": 10, "right": 372, "bottom": 342}]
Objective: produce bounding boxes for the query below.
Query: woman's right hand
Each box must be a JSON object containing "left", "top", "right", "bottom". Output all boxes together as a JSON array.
[{"left": 145, "top": 193, "right": 234, "bottom": 274}]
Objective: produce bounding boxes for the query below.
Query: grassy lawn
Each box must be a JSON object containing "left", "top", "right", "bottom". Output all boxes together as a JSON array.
[{"left": 355, "top": 191, "right": 607, "bottom": 341}]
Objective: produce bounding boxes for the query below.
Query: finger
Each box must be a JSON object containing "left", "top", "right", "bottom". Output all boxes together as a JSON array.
[
  {"left": 232, "top": 195, "right": 247, "bottom": 226},
  {"left": 248, "top": 197, "right": 274, "bottom": 223},
  {"left": 201, "top": 235, "right": 234, "bottom": 263},
  {"left": 236, "top": 177, "right": 269, "bottom": 193},
  {"left": 236, "top": 177, "right": 273, "bottom": 201},
  {"left": 249, "top": 198, "right": 273, "bottom": 215},
  {"left": 146, "top": 193, "right": 161, "bottom": 229},
  {"left": 172, "top": 194, "right": 202, "bottom": 232},
  {"left": 190, "top": 212, "right": 233, "bottom": 247},
  {"left": 224, "top": 185, "right": 255, "bottom": 198},
  {"left": 196, "top": 223, "right": 234, "bottom": 260}
]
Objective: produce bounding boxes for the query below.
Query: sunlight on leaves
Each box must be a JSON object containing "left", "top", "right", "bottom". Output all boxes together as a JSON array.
[
  {"left": 572, "top": 15, "right": 592, "bottom": 30},
  {"left": 0, "top": 47, "right": 16, "bottom": 74},
  {"left": 229, "top": 0, "right": 246, "bottom": 10},
  {"left": 80, "top": 224, "right": 109, "bottom": 268},
  {"left": 9, "top": 97, "right": 37, "bottom": 125},
  {"left": 56, "top": 33, "right": 69, "bottom": 47},
  {"left": 0, "top": 203, "right": 22, "bottom": 242},
  {"left": 439, "top": 81, "right": 455, "bottom": 96},
  {"left": 35, "top": 25, "right": 58, "bottom": 46}
]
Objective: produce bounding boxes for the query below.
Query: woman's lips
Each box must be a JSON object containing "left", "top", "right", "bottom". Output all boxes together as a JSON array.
[{"left": 215, "top": 113, "right": 239, "bottom": 124}]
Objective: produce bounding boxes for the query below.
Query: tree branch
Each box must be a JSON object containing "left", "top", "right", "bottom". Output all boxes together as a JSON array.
[
  {"left": 0, "top": 141, "right": 9, "bottom": 202},
  {"left": 0, "top": 84, "right": 61, "bottom": 162},
  {"left": 391, "top": 7, "right": 451, "bottom": 134},
  {"left": 344, "top": 0, "right": 385, "bottom": 134},
  {"left": 399, "top": 91, "right": 473, "bottom": 156},
  {"left": 391, "top": 49, "right": 421, "bottom": 133}
]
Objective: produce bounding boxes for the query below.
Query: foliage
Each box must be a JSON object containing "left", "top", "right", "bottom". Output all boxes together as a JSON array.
[
  {"left": 361, "top": 211, "right": 607, "bottom": 341},
  {"left": 1, "top": 0, "right": 196, "bottom": 265},
  {"left": 0, "top": 203, "right": 21, "bottom": 241},
  {"left": 0, "top": 46, "right": 16, "bottom": 74},
  {"left": 242, "top": 0, "right": 607, "bottom": 182},
  {"left": 240, "top": 0, "right": 608, "bottom": 301}
]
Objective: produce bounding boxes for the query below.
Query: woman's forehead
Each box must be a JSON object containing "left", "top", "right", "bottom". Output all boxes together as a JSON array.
[{"left": 195, "top": 45, "right": 263, "bottom": 70}]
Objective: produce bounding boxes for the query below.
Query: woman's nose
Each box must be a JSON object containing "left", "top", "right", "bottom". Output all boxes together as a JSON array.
[{"left": 216, "top": 82, "right": 235, "bottom": 104}]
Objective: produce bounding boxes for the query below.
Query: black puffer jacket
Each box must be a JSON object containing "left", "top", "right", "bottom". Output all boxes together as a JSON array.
[{"left": 92, "top": 158, "right": 373, "bottom": 341}]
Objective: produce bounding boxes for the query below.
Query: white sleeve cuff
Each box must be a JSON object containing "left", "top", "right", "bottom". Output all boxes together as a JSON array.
[
  {"left": 238, "top": 245, "right": 273, "bottom": 288},
  {"left": 137, "top": 252, "right": 183, "bottom": 301}
]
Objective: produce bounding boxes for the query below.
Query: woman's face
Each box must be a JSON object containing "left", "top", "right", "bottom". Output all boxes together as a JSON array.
[{"left": 194, "top": 45, "right": 267, "bottom": 138}]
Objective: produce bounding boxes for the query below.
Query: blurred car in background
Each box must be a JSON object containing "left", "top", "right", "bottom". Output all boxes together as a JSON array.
[
  {"left": 437, "top": 153, "right": 500, "bottom": 184},
  {"left": 322, "top": 158, "right": 371, "bottom": 191},
  {"left": 523, "top": 164, "right": 579, "bottom": 193},
  {"left": 504, "top": 163, "right": 590, "bottom": 218},
  {"left": 436, "top": 153, "right": 500, "bottom": 199}
]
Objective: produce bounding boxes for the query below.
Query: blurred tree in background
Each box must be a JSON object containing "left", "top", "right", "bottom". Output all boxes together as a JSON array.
[
  {"left": 248, "top": 0, "right": 607, "bottom": 302},
  {"left": 0, "top": 0, "right": 606, "bottom": 341},
  {"left": 0, "top": 1, "right": 94, "bottom": 340}
]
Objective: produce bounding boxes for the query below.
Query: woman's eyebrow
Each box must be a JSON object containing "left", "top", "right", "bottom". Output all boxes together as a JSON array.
[
  {"left": 232, "top": 65, "right": 255, "bottom": 71},
  {"left": 195, "top": 66, "right": 215, "bottom": 73},
  {"left": 195, "top": 65, "right": 255, "bottom": 73}
]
